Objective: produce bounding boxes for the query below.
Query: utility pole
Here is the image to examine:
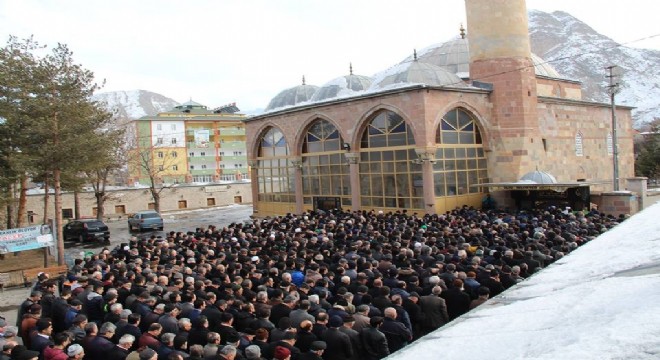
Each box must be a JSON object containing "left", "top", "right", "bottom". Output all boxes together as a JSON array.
[{"left": 606, "top": 65, "right": 620, "bottom": 191}]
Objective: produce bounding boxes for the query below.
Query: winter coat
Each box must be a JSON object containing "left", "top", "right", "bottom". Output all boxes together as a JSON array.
[
  {"left": 418, "top": 295, "right": 449, "bottom": 332},
  {"left": 43, "top": 346, "right": 68, "bottom": 360},
  {"left": 321, "top": 328, "right": 353, "bottom": 360},
  {"left": 359, "top": 327, "right": 389, "bottom": 360},
  {"left": 85, "top": 292, "right": 105, "bottom": 323},
  {"left": 379, "top": 318, "right": 411, "bottom": 353}
]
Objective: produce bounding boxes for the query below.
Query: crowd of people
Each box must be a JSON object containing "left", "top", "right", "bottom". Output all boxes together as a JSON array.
[{"left": 1, "top": 205, "right": 624, "bottom": 360}]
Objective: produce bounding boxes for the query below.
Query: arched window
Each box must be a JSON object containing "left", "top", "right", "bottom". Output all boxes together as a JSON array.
[
  {"left": 302, "top": 119, "right": 351, "bottom": 207},
  {"left": 575, "top": 132, "right": 584, "bottom": 157},
  {"left": 359, "top": 110, "right": 423, "bottom": 210},
  {"left": 436, "top": 108, "right": 482, "bottom": 145},
  {"left": 434, "top": 108, "right": 487, "bottom": 196},
  {"left": 256, "top": 127, "right": 295, "bottom": 203}
]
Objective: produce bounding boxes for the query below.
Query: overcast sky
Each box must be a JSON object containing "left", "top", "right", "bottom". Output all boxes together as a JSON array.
[{"left": 1, "top": 0, "right": 658, "bottom": 112}]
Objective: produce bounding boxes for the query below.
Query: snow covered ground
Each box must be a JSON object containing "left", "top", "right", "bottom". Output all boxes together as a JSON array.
[{"left": 388, "top": 201, "right": 660, "bottom": 360}]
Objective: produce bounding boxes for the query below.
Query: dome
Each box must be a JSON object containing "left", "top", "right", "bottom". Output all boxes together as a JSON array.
[
  {"left": 369, "top": 61, "right": 465, "bottom": 91},
  {"left": 403, "top": 37, "right": 562, "bottom": 79},
  {"left": 265, "top": 81, "right": 319, "bottom": 111},
  {"left": 529, "top": 53, "right": 561, "bottom": 78},
  {"left": 311, "top": 74, "right": 373, "bottom": 102},
  {"left": 519, "top": 170, "right": 558, "bottom": 184}
]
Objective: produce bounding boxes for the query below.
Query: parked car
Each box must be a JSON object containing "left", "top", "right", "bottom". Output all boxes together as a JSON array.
[
  {"left": 63, "top": 219, "right": 110, "bottom": 243},
  {"left": 128, "top": 210, "right": 164, "bottom": 231}
]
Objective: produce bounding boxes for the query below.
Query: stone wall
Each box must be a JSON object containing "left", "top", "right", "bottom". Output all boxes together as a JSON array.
[{"left": 25, "top": 182, "right": 253, "bottom": 223}]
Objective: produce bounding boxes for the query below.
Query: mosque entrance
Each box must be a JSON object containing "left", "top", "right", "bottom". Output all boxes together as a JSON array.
[
  {"left": 511, "top": 186, "right": 591, "bottom": 211},
  {"left": 314, "top": 197, "right": 341, "bottom": 212}
]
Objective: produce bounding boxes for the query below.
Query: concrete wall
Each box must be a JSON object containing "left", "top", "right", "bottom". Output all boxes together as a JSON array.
[{"left": 25, "top": 182, "right": 253, "bottom": 223}]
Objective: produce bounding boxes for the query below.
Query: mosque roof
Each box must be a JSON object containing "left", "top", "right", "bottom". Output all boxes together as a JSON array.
[
  {"left": 310, "top": 73, "right": 373, "bottom": 102},
  {"left": 519, "top": 170, "right": 558, "bottom": 184},
  {"left": 265, "top": 79, "right": 319, "bottom": 111},
  {"left": 369, "top": 60, "right": 466, "bottom": 91},
  {"left": 403, "top": 36, "right": 562, "bottom": 79}
]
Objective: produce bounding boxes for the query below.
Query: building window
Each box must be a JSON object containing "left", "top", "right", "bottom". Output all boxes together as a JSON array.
[
  {"left": 62, "top": 208, "right": 73, "bottom": 219},
  {"left": 220, "top": 164, "right": 225, "bottom": 169},
  {"left": 157, "top": 151, "right": 164, "bottom": 158},
  {"left": 158, "top": 165, "right": 164, "bottom": 171},
  {"left": 190, "top": 165, "right": 195, "bottom": 170},
  {"left": 201, "top": 152, "right": 206, "bottom": 156},
  {"left": 202, "top": 164, "right": 207, "bottom": 169},
  {"left": 171, "top": 124, "right": 176, "bottom": 130},
  {"left": 436, "top": 108, "right": 482, "bottom": 145},
  {"left": 257, "top": 127, "right": 294, "bottom": 204},
  {"left": 219, "top": 152, "right": 225, "bottom": 156},
  {"left": 171, "top": 138, "right": 177, "bottom": 145},
  {"left": 607, "top": 132, "right": 613, "bottom": 155},
  {"left": 434, "top": 108, "right": 487, "bottom": 196},
  {"left": 302, "top": 119, "right": 350, "bottom": 207},
  {"left": 157, "top": 124, "right": 162, "bottom": 130},
  {"left": 172, "top": 165, "right": 178, "bottom": 171},
  {"left": 575, "top": 132, "right": 584, "bottom": 156},
  {"left": 359, "top": 110, "right": 421, "bottom": 210},
  {"left": 189, "top": 152, "right": 194, "bottom": 157},
  {"left": 171, "top": 151, "right": 177, "bottom": 158},
  {"left": 156, "top": 138, "right": 163, "bottom": 145}
]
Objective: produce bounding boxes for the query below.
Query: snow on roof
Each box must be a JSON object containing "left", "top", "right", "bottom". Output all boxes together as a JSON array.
[{"left": 388, "top": 201, "right": 660, "bottom": 360}]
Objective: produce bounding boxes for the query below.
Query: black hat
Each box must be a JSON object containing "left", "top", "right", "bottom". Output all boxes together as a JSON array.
[
  {"left": 328, "top": 315, "right": 343, "bottom": 328},
  {"left": 11, "top": 346, "right": 40, "bottom": 360},
  {"left": 310, "top": 341, "right": 327, "bottom": 351}
]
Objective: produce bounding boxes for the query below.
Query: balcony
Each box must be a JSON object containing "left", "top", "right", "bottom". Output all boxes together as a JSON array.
[
  {"left": 219, "top": 141, "right": 246, "bottom": 150},
  {"left": 219, "top": 128, "right": 245, "bottom": 136},
  {"left": 188, "top": 155, "right": 217, "bottom": 163},
  {"left": 189, "top": 169, "right": 216, "bottom": 176},
  {"left": 219, "top": 155, "right": 247, "bottom": 162},
  {"left": 186, "top": 141, "right": 216, "bottom": 150}
]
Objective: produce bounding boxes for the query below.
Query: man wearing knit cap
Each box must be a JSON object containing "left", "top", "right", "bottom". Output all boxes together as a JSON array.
[
  {"left": 66, "top": 344, "right": 84, "bottom": 360},
  {"left": 272, "top": 346, "right": 290, "bottom": 360},
  {"left": 265, "top": 331, "right": 299, "bottom": 360}
]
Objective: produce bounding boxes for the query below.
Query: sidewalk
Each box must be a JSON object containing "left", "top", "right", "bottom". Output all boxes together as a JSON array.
[{"left": 0, "top": 286, "right": 29, "bottom": 327}]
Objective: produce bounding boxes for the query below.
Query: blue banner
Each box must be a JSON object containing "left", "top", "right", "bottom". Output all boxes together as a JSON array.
[{"left": 0, "top": 225, "right": 54, "bottom": 254}]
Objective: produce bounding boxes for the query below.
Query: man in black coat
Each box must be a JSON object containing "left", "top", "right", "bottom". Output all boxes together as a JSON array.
[
  {"left": 269, "top": 296, "right": 294, "bottom": 327},
  {"left": 441, "top": 279, "right": 471, "bottom": 321},
  {"left": 480, "top": 270, "right": 505, "bottom": 298},
  {"left": 29, "top": 319, "right": 53, "bottom": 360},
  {"left": 378, "top": 308, "right": 411, "bottom": 354},
  {"left": 264, "top": 331, "right": 301, "bottom": 360},
  {"left": 338, "top": 315, "right": 361, "bottom": 360},
  {"left": 114, "top": 314, "right": 142, "bottom": 351},
  {"left": 320, "top": 316, "right": 353, "bottom": 360},
  {"left": 359, "top": 317, "right": 389, "bottom": 360},
  {"left": 106, "top": 334, "right": 134, "bottom": 360},
  {"left": 298, "top": 341, "right": 326, "bottom": 360},
  {"left": 216, "top": 313, "right": 239, "bottom": 346},
  {"left": 418, "top": 286, "right": 449, "bottom": 336},
  {"left": 86, "top": 322, "right": 116, "bottom": 360}
]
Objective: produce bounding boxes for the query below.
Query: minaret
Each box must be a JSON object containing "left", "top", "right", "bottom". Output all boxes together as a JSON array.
[{"left": 465, "top": 0, "right": 542, "bottom": 181}]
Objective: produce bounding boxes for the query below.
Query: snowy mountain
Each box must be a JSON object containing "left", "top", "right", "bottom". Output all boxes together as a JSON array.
[
  {"left": 92, "top": 90, "right": 179, "bottom": 120},
  {"left": 528, "top": 10, "right": 660, "bottom": 126}
]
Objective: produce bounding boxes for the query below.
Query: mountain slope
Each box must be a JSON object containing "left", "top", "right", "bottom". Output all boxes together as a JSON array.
[
  {"left": 529, "top": 10, "right": 660, "bottom": 126},
  {"left": 92, "top": 90, "right": 179, "bottom": 120}
]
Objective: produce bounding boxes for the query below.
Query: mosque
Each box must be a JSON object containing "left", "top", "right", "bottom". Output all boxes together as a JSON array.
[{"left": 243, "top": 0, "right": 634, "bottom": 217}]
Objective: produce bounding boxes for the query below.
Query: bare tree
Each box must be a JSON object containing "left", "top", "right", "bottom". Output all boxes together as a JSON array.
[{"left": 129, "top": 144, "right": 180, "bottom": 213}]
